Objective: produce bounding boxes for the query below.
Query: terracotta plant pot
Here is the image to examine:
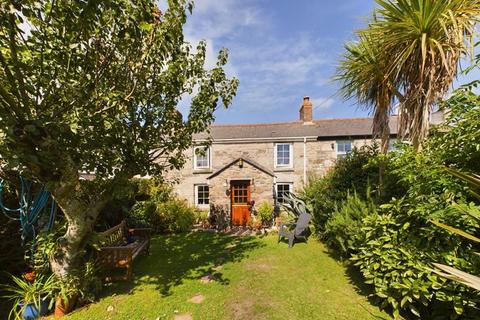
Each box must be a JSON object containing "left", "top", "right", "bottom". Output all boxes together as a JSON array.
[{"left": 54, "top": 296, "right": 77, "bottom": 318}]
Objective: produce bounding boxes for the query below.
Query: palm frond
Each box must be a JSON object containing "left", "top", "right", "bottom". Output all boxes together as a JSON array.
[{"left": 432, "top": 263, "right": 480, "bottom": 291}]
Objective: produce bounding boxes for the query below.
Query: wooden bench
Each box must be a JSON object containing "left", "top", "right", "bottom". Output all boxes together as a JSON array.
[{"left": 97, "top": 220, "right": 151, "bottom": 280}]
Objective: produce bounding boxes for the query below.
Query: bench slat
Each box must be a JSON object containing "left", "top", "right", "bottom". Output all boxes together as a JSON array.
[{"left": 97, "top": 220, "right": 151, "bottom": 281}]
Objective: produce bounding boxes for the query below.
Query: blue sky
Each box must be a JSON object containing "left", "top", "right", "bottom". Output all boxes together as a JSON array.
[{"left": 179, "top": 0, "right": 479, "bottom": 124}]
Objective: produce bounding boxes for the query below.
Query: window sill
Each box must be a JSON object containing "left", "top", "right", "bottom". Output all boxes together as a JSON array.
[
  {"left": 274, "top": 167, "right": 294, "bottom": 172},
  {"left": 193, "top": 169, "right": 213, "bottom": 174}
]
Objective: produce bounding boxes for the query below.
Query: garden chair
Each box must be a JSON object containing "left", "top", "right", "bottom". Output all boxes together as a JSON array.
[{"left": 278, "top": 212, "right": 312, "bottom": 248}]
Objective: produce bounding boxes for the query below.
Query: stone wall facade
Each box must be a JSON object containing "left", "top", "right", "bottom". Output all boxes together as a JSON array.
[{"left": 164, "top": 137, "right": 374, "bottom": 217}]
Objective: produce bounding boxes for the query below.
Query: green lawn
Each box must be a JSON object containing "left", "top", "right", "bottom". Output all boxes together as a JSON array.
[{"left": 67, "top": 232, "right": 390, "bottom": 320}]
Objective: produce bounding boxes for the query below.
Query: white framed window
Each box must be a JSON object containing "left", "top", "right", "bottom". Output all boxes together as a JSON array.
[
  {"left": 194, "top": 146, "right": 211, "bottom": 169},
  {"left": 195, "top": 184, "right": 209, "bottom": 206},
  {"left": 336, "top": 140, "right": 352, "bottom": 159},
  {"left": 388, "top": 139, "right": 397, "bottom": 152},
  {"left": 274, "top": 143, "right": 293, "bottom": 168},
  {"left": 275, "top": 183, "right": 293, "bottom": 203}
]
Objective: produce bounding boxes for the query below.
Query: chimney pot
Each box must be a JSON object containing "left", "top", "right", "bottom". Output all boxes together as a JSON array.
[{"left": 300, "top": 96, "right": 313, "bottom": 122}]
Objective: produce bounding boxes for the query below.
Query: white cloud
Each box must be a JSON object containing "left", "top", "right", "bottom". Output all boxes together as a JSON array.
[
  {"left": 185, "top": 0, "right": 263, "bottom": 40},
  {"left": 176, "top": 0, "right": 334, "bottom": 120}
]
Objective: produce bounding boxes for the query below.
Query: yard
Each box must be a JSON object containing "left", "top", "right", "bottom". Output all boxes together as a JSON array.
[{"left": 66, "top": 232, "right": 389, "bottom": 320}]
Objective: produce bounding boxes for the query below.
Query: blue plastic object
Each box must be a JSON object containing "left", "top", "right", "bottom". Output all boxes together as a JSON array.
[{"left": 20, "top": 298, "right": 50, "bottom": 320}]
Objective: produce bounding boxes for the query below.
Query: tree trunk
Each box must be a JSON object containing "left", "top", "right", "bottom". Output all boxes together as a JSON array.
[
  {"left": 49, "top": 195, "right": 107, "bottom": 277},
  {"left": 48, "top": 169, "right": 110, "bottom": 278},
  {"left": 378, "top": 132, "right": 390, "bottom": 198}
]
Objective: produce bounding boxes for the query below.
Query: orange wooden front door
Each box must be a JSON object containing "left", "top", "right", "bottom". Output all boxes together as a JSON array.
[{"left": 231, "top": 181, "right": 251, "bottom": 226}]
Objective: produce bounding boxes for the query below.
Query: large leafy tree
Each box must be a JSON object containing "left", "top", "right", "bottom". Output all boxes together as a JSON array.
[
  {"left": 337, "top": 0, "right": 479, "bottom": 150},
  {"left": 0, "top": 0, "right": 238, "bottom": 277}
]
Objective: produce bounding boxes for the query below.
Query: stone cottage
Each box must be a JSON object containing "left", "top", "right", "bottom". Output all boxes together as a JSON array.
[{"left": 167, "top": 97, "right": 399, "bottom": 226}]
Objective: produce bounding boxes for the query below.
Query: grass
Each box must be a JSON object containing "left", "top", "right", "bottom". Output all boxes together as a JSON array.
[{"left": 66, "top": 232, "right": 390, "bottom": 320}]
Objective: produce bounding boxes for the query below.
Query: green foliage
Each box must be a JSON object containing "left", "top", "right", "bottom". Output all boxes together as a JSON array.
[
  {"left": 429, "top": 85, "right": 480, "bottom": 173},
  {"left": 431, "top": 169, "right": 480, "bottom": 292},
  {"left": 155, "top": 198, "right": 196, "bottom": 233},
  {"left": 351, "top": 199, "right": 479, "bottom": 318},
  {"left": 55, "top": 260, "right": 101, "bottom": 305},
  {"left": 0, "top": 0, "right": 238, "bottom": 279},
  {"left": 256, "top": 202, "right": 274, "bottom": 226},
  {"left": 25, "top": 222, "right": 67, "bottom": 273},
  {"left": 0, "top": 0, "right": 238, "bottom": 185},
  {"left": 126, "top": 179, "right": 195, "bottom": 233},
  {"left": 337, "top": 0, "right": 479, "bottom": 149},
  {"left": 303, "top": 144, "right": 404, "bottom": 231},
  {"left": 1, "top": 273, "right": 56, "bottom": 319},
  {"left": 324, "top": 193, "right": 376, "bottom": 257},
  {"left": 309, "top": 85, "right": 480, "bottom": 318},
  {"left": 344, "top": 144, "right": 480, "bottom": 317},
  {"left": 194, "top": 209, "right": 210, "bottom": 228}
]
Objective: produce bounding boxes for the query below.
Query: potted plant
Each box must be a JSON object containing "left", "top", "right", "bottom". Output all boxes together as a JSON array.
[
  {"left": 54, "top": 275, "right": 81, "bottom": 317},
  {"left": 1, "top": 273, "right": 56, "bottom": 320},
  {"left": 256, "top": 202, "right": 274, "bottom": 228}
]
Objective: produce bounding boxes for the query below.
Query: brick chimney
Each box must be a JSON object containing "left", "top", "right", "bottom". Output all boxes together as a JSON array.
[{"left": 299, "top": 96, "right": 313, "bottom": 122}]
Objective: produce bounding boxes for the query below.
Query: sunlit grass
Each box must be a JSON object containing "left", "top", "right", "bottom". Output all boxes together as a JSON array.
[{"left": 66, "top": 232, "right": 390, "bottom": 320}]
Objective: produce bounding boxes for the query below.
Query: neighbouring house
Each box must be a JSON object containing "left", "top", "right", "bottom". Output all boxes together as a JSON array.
[{"left": 165, "top": 96, "right": 399, "bottom": 226}]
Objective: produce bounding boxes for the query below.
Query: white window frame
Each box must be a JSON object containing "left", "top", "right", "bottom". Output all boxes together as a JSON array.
[
  {"left": 194, "top": 184, "right": 210, "bottom": 207},
  {"left": 336, "top": 140, "right": 352, "bottom": 159},
  {"left": 274, "top": 143, "right": 293, "bottom": 168},
  {"left": 193, "top": 146, "right": 211, "bottom": 170},
  {"left": 388, "top": 138, "right": 397, "bottom": 152},
  {"left": 275, "top": 182, "right": 293, "bottom": 203}
]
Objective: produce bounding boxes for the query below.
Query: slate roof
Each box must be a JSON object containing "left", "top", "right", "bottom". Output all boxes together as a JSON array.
[
  {"left": 207, "top": 157, "right": 276, "bottom": 179},
  {"left": 194, "top": 116, "right": 398, "bottom": 140}
]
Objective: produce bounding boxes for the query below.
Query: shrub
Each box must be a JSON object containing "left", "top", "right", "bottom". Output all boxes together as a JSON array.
[
  {"left": 98, "top": 178, "right": 171, "bottom": 228},
  {"left": 194, "top": 209, "right": 210, "bottom": 228},
  {"left": 308, "top": 87, "right": 480, "bottom": 318},
  {"left": 303, "top": 144, "right": 404, "bottom": 232},
  {"left": 351, "top": 199, "right": 480, "bottom": 318},
  {"left": 155, "top": 198, "right": 196, "bottom": 233},
  {"left": 323, "top": 192, "right": 375, "bottom": 257},
  {"left": 128, "top": 197, "right": 195, "bottom": 233},
  {"left": 256, "top": 202, "right": 274, "bottom": 226},
  {"left": 121, "top": 178, "right": 196, "bottom": 233},
  {"left": 127, "top": 201, "right": 157, "bottom": 228}
]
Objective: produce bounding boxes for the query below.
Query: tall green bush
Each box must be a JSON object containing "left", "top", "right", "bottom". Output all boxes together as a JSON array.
[
  {"left": 351, "top": 198, "right": 479, "bottom": 318},
  {"left": 303, "top": 144, "right": 404, "bottom": 231},
  {"left": 125, "top": 179, "right": 196, "bottom": 233},
  {"left": 324, "top": 192, "right": 375, "bottom": 257}
]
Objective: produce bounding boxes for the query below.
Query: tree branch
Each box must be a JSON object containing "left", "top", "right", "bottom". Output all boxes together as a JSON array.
[{"left": 8, "top": 13, "right": 31, "bottom": 116}]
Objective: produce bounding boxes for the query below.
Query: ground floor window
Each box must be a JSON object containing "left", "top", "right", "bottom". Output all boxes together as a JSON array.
[
  {"left": 195, "top": 184, "right": 209, "bottom": 206},
  {"left": 276, "top": 183, "right": 293, "bottom": 203},
  {"left": 336, "top": 140, "right": 352, "bottom": 159}
]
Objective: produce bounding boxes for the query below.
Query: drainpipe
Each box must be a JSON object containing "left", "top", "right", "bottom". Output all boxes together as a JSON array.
[{"left": 303, "top": 137, "right": 307, "bottom": 186}]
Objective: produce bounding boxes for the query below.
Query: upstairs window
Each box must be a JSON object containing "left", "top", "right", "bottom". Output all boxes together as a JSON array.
[
  {"left": 195, "top": 184, "right": 209, "bottom": 206},
  {"left": 194, "top": 147, "right": 211, "bottom": 169},
  {"left": 275, "top": 143, "right": 293, "bottom": 167},
  {"left": 336, "top": 140, "right": 352, "bottom": 159},
  {"left": 276, "top": 183, "right": 293, "bottom": 203}
]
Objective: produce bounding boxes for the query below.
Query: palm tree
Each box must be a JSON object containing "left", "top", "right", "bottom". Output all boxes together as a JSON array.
[
  {"left": 336, "top": 34, "right": 395, "bottom": 154},
  {"left": 336, "top": 34, "right": 397, "bottom": 196},
  {"left": 338, "top": 0, "right": 479, "bottom": 150}
]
